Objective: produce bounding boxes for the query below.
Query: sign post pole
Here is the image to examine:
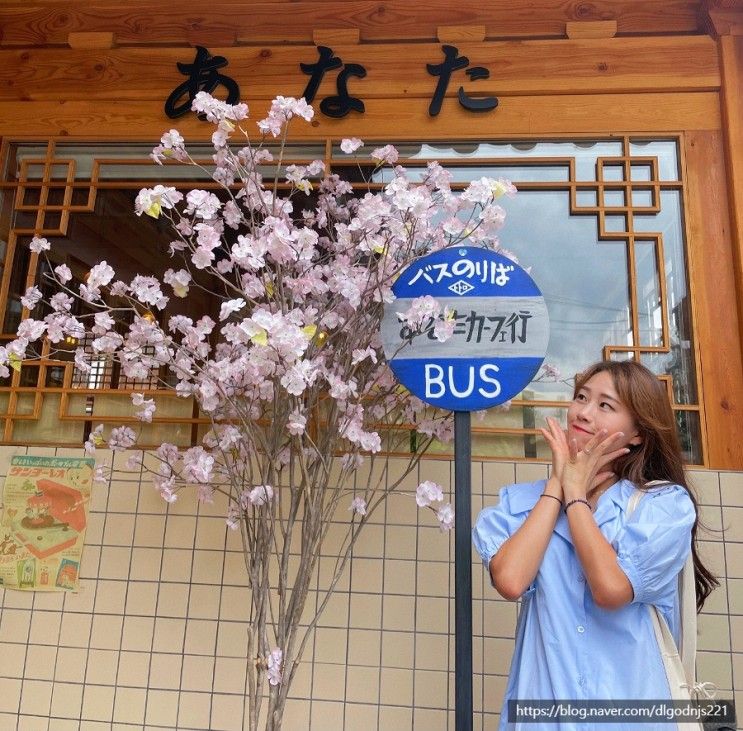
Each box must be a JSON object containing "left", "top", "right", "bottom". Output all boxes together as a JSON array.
[
  {"left": 381, "top": 245, "right": 549, "bottom": 731},
  {"left": 454, "top": 410, "right": 473, "bottom": 731}
]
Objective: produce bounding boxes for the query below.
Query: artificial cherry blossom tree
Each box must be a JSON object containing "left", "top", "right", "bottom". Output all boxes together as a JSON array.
[{"left": 8, "top": 92, "right": 515, "bottom": 730}]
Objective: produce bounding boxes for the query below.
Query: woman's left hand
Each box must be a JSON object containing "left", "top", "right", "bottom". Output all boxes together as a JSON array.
[{"left": 562, "top": 429, "right": 630, "bottom": 500}]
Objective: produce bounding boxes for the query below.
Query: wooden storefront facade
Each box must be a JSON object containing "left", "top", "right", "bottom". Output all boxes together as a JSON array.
[{"left": 0, "top": 0, "right": 741, "bottom": 469}]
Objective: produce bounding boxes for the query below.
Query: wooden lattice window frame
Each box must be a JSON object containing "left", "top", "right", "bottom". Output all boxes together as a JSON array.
[{"left": 0, "top": 136, "right": 707, "bottom": 466}]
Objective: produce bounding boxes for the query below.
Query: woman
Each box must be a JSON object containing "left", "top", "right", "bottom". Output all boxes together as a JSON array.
[{"left": 472, "top": 360, "right": 718, "bottom": 730}]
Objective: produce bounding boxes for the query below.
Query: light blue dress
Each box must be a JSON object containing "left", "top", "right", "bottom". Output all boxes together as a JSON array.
[{"left": 472, "top": 478, "right": 696, "bottom": 731}]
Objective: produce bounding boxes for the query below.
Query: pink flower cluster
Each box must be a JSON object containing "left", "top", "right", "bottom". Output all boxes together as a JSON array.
[
  {"left": 416, "top": 481, "right": 455, "bottom": 532},
  {"left": 6, "top": 92, "right": 515, "bottom": 542},
  {"left": 258, "top": 96, "right": 314, "bottom": 137}
]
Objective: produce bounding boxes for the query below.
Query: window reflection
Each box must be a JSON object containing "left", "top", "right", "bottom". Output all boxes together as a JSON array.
[{"left": 337, "top": 138, "right": 698, "bottom": 461}]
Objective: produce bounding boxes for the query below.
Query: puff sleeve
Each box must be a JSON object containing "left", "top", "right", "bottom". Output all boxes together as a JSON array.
[
  {"left": 472, "top": 485, "right": 526, "bottom": 569},
  {"left": 613, "top": 485, "right": 696, "bottom": 607}
]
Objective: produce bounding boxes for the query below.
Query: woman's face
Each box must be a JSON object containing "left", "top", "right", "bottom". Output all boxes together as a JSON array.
[{"left": 567, "top": 370, "right": 642, "bottom": 451}]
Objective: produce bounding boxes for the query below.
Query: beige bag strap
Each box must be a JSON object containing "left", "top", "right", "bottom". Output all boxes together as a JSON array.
[
  {"left": 626, "top": 485, "right": 712, "bottom": 700},
  {"left": 679, "top": 548, "right": 697, "bottom": 691},
  {"left": 648, "top": 605, "right": 705, "bottom": 731},
  {"left": 624, "top": 485, "right": 719, "bottom": 730}
]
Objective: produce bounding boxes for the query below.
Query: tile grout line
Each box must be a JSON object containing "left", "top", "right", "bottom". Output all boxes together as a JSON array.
[
  {"left": 447, "top": 460, "right": 453, "bottom": 731},
  {"left": 341, "top": 468, "right": 355, "bottom": 731},
  {"left": 210, "top": 486, "right": 232, "bottom": 731},
  {"left": 45, "top": 448, "right": 86, "bottom": 731},
  {"left": 143, "top": 456, "right": 175, "bottom": 730},
  {"left": 410, "top": 459, "right": 421, "bottom": 731},
  {"left": 75, "top": 446, "right": 108, "bottom": 729},
  {"left": 110, "top": 453, "right": 147, "bottom": 729},
  {"left": 375, "top": 459, "right": 391, "bottom": 731},
  {"left": 5, "top": 446, "right": 32, "bottom": 731},
  {"left": 716, "top": 472, "right": 736, "bottom": 702},
  {"left": 480, "top": 460, "right": 486, "bottom": 730},
  {"left": 0, "top": 458, "right": 15, "bottom": 731}
]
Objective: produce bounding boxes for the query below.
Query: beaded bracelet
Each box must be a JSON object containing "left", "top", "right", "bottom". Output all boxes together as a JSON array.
[
  {"left": 564, "top": 498, "right": 592, "bottom": 513},
  {"left": 540, "top": 493, "right": 563, "bottom": 507}
]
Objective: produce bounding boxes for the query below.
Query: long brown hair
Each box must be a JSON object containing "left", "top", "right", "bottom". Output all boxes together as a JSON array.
[{"left": 574, "top": 360, "right": 719, "bottom": 612}]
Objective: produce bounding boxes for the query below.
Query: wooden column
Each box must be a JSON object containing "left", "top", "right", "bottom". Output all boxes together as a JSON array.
[
  {"left": 718, "top": 33, "right": 743, "bottom": 368},
  {"left": 707, "top": 2, "right": 743, "bottom": 370}
]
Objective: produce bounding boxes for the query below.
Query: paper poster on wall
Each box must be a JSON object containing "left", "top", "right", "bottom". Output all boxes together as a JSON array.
[{"left": 0, "top": 455, "right": 94, "bottom": 591}]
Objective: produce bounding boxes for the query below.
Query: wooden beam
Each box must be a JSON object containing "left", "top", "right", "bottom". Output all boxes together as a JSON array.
[
  {"left": 67, "top": 32, "right": 114, "bottom": 49},
  {"left": 565, "top": 21, "right": 618, "bottom": 39},
  {"left": 683, "top": 131, "right": 743, "bottom": 469},
  {"left": 704, "top": 6, "right": 743, "bottom": 34},
  {"left": 437, "top": 26, "right": 487, "bottom": 43},
  {"left": 0, "top": 2, "right": 704, "bottom": 46},
  {"left": 312, "top": 29, "right": 360, "bottom": 46},
  {"left": 185, "top": 29, "right": 237, "bottom": 47},
  {"left": 0, "top": 37, "right": 719, "bottom": 104},
  {"left": 0, "top": 92, "right": 719, "bottom": 139},
  {"left": 718, "top": 35, "right": 743, "bottom": 371}
]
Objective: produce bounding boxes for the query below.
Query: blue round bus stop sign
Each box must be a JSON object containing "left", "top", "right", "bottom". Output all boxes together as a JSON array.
[{"left": 381, "top": 246, "right": 549, "bottom": 412}]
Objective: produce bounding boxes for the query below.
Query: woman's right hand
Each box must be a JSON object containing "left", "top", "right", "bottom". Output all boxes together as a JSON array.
[{"left": 539, "top": 417, "right": 570, "bottom": 483}]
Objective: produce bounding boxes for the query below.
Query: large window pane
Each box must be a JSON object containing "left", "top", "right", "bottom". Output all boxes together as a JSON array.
[{"left": 0, "top": 138, "right": 702, "bottom": 462}]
